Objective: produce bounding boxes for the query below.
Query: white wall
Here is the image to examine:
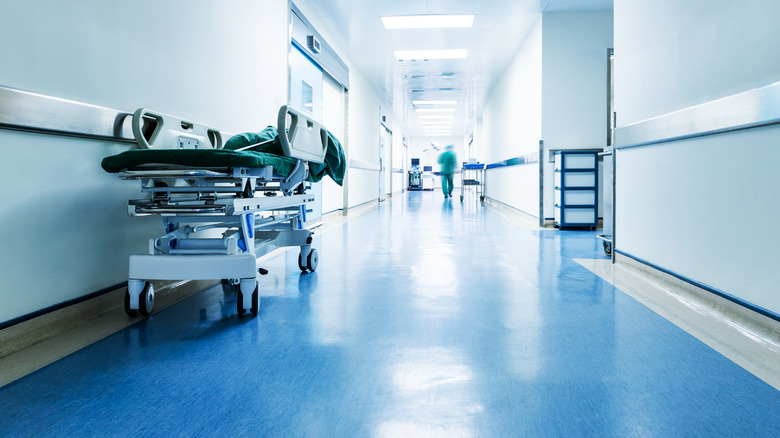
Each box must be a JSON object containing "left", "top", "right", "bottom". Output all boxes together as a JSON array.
[
  {"left": 483, "top": 19, "right": 543, "bottom": 164},
  {"left": 0, "top": 0, "right": 289, "bottom": 325},
  {"left": 614, "top": 0, "right": 780, "bottom": 315},
  {"left": 541, "top": 11, "right": 613, "bottom": 221},
  {"left": 480, "top": 12, "right": 613, "bottom": 221},
  {"left": 346, "top": 70, "right": 382, "bottom": 208},
  {"left": 481, "top": 17, "right": 542, "bottom": 216},
  {"left": 391, "top": 129, "right": 405, "bottom": 194},
  {"left": 615, "top": 0, "right": 780, "bottom": 126},
  {"left": 0, "top": 0, "right": 397, "bottom": 324}
]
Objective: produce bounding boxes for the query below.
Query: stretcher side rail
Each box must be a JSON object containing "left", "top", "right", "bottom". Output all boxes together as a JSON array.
[{"left": 115, "top": 105, "right": 326, "bottom": 318}]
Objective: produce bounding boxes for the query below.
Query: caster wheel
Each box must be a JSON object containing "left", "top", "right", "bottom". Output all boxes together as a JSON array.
[
  {"left": 237, "top": 282, "right": 259, "bottom": 317},
  {"left": 298, "top": 253, "right": 308, "bottom": 272},
  {"left": 603, "top": 241, "right": 613, "bottom": 257},
  {"left": 124, "top": 291, "right": 138, "bottom": 317},
  {"left": 306, "top": 249, "right": 319, "bottom": 272},
  {"left": 251, "top": 286, "right": 259, "bottom": 317},
  {"left": 460, "top": 196, "right": 464, "bottom": 202},
  {"left": 236, "top": 289, "right": 246, "bottom": 317},
  {"left": 139, "top": 282, "right": 155, "bottom": 316}
]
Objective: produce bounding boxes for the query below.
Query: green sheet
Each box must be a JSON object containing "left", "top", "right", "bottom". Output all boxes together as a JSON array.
[
  {"left": 225, "top": 126, "right": 346, "bottom": 185},
  {"left": 101, "top": 126, "right": 345, "bottom": 185}
]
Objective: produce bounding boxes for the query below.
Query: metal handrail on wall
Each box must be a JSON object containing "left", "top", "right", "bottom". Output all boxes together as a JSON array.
[
  {"left": 615, "top": 80, "right": 780, "bottom": 149},
  {"left": 0, "top": 85, "right": 136, "bottom": 142},
  {"left": 348, "top": 158, "right": 380, "bottom": 172}
]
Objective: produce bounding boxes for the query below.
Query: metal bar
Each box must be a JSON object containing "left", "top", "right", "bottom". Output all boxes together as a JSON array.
[
  {"left": 615, "top": 80, "right": 780, "bottom": 149},
  {"left": 119, "top": 169, "right": 232, "bottom": 178},
  {"left": 349, "top": 158, "right": 381, "bottom": 171},
  {"left": 254, "top": 214, "right": 298, "bottom": 230},
  {"left": 483, "top": 151, "right": 540, "bottom": 170},
  {"left": 227, "top": 193, "right": 313, "bottom": 214},
  {"left": 538, "top": 140, "right": 544, "bottom": 227},
  {"left": 0, "top": 85, "right": 135, "bottom": 142}
]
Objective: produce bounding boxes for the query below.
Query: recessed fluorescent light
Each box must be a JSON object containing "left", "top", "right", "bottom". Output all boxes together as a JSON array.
[
  {"left": 424, "top": 133, "right": 451, "bottom": 137},
  {"left": 395, "top": 49, "right": 468, "bottom": 60},
  {"left": 413, "top": 100, "right": 457, "bottom": 105},
  {"left": 416, "top": 108, "right": 456, "bottom": 113},
  {"left": 382, "top": 15, "right": 474, "bottom": 29},
  {"left": 418, "top": 115, "right": 455, "bottom": 119}
]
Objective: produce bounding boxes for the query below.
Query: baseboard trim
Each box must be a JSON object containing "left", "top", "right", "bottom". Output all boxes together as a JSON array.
[{"left": 614, "top": 251, "right": 780, "bottom": 341}]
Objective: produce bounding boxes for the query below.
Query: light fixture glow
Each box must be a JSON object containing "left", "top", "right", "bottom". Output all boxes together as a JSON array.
[
  {"left": 413, "top": 100, "right": 457, "bottom": 105},
  {"left": 418, "top": 115, "right": 455, "bottom": 119},
  {"left": 394, "top": 49, "right": 468, "bottom": 60},
  {"left": 416, "top": 108, "right": 456, "bottom": 113},
  {"left": 424, "top": 133, "right": 452, "bottom": 137},
  {"left": 382, "top": 15, "right": 474, "bottom": 29}
]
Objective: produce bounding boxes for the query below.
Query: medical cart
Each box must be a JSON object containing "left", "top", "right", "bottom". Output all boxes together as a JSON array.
[{"left": 460, "top": 163, "right": 485, "bottom": 202}]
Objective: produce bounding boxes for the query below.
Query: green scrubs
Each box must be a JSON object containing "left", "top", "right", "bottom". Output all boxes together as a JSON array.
[{"left": 438, "top": 149, "right": 457, "bottom": 197}]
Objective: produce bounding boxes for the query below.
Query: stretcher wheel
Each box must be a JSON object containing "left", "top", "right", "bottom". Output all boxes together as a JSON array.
[
  {"left": 306, "top": 249, "right": 319, "bottom": 272},
  {"left": 603, "top": 241, "right": 613, "bottom": 257},
  {"left": 236, "top": 284, "right": 259, "bottom": 317},
  {"left": 124, "top": 291, "right": 138, "bottom": 317},
  {"left": 139, "top": 282, "right": 155, "bottom": 316},
  {"left": 251, "top": 287, "right": 259, "bottom": 317},
  {"left": 299, "top": 248, "right": 318, "bottom": 273},
  {"left": 236, "top": 290, "right": 246, "bottom": 317}
]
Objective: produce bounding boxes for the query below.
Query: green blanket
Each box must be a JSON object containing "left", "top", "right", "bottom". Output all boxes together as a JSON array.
[{"left": 101, "top": 126, "right": 345, "bottom": 185}]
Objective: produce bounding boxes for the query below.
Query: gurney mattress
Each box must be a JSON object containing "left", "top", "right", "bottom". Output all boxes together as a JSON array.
[{"left": 101, "top": 126, "right": 345, "bottom": 185}]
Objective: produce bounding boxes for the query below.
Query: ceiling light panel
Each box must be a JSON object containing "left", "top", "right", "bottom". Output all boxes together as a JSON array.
[
  {"left": 415, "top": 108, "right": 456, "bottom": 113},
  {"left": 412, "top": 100, "right": 457, "bottom": 105},
  {"left": 381, "top": 15, "right": 474, "bottom": 29},
  {"left": 418, "top": 115, "right": 455, "bottom": 119},
  {"left": 394, "top": 49, "right": 468, "bottom": 60}
]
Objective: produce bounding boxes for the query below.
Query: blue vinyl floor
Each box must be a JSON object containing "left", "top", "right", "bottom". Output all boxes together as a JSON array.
[{"left": 1, "top": 191, "right": 779, "bottom": 437}]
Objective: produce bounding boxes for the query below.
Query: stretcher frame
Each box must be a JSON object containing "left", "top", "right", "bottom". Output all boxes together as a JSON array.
[{"left": 117, "top": 105, "right": 327, "bottom": 317}]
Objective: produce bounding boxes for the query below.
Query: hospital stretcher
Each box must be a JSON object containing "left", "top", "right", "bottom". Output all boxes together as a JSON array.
[{"left": 102, "top": 105, "right": 343, "bottom": 317}]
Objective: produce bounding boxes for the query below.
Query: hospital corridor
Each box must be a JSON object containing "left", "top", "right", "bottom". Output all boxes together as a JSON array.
[
  {"left": 0, "top": 191, "right": 776, "bottom": 436},
  {"left": 2, "top": 0, "right": 780, "bottom": 437}
]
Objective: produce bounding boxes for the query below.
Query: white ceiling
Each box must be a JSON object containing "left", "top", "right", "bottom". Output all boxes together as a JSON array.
[{"left": 302, "top": 0, "right": 613, "bottom": 138}]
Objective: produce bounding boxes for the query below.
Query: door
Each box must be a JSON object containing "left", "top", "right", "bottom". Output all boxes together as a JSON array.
[
  {"left": 322, "top": 75, "right": 346, "bottom": 214},
  {"left": 378, "top": 124, "right": 390, "bottom": 202},
  {"left": 290, "top": 45, "right": 323, "bottom": 220}
]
